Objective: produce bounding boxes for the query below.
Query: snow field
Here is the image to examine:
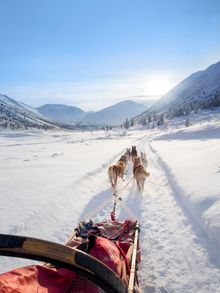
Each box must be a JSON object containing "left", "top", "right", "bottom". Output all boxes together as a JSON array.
[{"left": 0, "top": 117, "right": 220, "bottom": 293}]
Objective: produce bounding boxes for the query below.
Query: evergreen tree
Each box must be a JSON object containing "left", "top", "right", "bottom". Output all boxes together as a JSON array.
[
  {"left": 157, "top": 114, "right": 164, "bottom": 125},
  {"left": 185, "top": 118, "right": 190, "bottom": 127},
  {"left": 0, "top": 103, "right": 3, "bottom": 115},
  {"left": 141, "top": 117, "right": 147, "bottom": 126},
  {"left": 124, "top": 118, "right": 129, "bottom": 129}
]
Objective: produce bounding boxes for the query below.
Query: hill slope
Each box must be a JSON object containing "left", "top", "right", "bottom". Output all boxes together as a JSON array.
[
  {"left": 150, "top": 61, "right": 220, "bottom": 113},
  {"left": 131, "top": 61, "right": 220, "bottom": 126},
  {"left": 37, "top": 104, "right": 87, "bottom": 125},
  {"left": 80, "top": 100, "right": 147, "bottom": 126},
  {"left": 0, "top": 94, "right": 58, "bottom": 129}
]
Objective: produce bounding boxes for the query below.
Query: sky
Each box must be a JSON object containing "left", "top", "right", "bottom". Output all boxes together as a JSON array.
[{"left": 0, "top": 0, "right": 220, "bottom": 111}]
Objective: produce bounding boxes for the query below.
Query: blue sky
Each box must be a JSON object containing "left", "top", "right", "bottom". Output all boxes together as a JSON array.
[{"left": 0, "top": 0, "right": 220, "bottom": 110}]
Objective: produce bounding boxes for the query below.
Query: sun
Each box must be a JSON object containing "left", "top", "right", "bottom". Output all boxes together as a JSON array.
[{"left": 145, "top": 73, "right": 174, "bottom": 96}]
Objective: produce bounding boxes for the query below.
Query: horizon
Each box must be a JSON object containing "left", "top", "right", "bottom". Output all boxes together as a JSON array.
[{"left": 0, "top": 0, "right": 220, "bottom": 111}]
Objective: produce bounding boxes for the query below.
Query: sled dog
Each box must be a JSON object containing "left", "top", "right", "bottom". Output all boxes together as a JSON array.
[
  {"left": 133, "top": 157, "right": 150, "bottom": 192},
  {"left": 131, "top": 145, "right": 138, "bottom": 162},
  {"left": 108, "top": 161, "right": 125, "bottom": 189},
  {"left": 124, "top": 148, "right": 132, "bottom": 161}
]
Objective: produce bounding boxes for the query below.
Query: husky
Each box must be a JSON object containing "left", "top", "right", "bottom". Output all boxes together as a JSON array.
[
  {"left": 133, "top": 157, "right": 150, "bottom": 192},
  {"left": 108, "top": 161, "right": 125, "bottom": 189}
]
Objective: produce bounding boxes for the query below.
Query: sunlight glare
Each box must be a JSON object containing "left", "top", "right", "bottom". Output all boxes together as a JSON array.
[{"left": 145, "top": 73, "right": 174, "bottom": 96}]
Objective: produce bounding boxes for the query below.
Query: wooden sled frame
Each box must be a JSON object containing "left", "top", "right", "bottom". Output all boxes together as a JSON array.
[{"left": 0, "top": 233, "right": 127, "bottom": 293}]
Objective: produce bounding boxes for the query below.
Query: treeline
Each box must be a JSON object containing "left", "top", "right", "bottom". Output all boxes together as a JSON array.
[
  {"left": 167, "top": 89, "right": 220, "bottom": 119},
  {"left": 123, "top": 88, "right": 220, "bottom": 128},
  {"left": 123, "top": 112, "right": 165, "bottom": 128},
  {"left": 0, "top": 116, "right": 53, "bottom": 130}
]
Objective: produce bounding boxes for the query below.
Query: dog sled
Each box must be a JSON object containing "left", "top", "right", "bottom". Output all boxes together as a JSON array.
[
  {"left": 0, "top": 146, "right": 147, "bottom": 292},
  {"left": 0, "top": 218, "right": 141, "bottom": 292}
]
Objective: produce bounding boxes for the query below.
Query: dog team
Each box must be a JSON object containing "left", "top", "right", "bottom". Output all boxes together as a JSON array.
[{"left": 108, "top": 145, "right": 150, "bottom": 192}]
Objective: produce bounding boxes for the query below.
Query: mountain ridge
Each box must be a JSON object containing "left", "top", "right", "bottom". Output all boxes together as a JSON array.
[
  {"left": 38, "top": 100, "right": 147, "bottom": 126},
  {"left": 126, "top": 61, "right": 220, "bottom": 127},
  {"left": 149, "top": 61, "right": 220, "bottom": 112},
  {"left": 37, "top": 104, "right": 88, "bottom": 125}
]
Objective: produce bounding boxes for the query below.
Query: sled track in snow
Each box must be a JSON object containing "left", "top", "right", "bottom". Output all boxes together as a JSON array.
[
  {"left": 149, "top": 140, "right": 220, "bottom": 265},
  {"left": 143, "top": 138, "right": 220, "bottom": 293}
]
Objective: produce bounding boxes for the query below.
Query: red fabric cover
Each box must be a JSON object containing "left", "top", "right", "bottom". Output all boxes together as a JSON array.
[
  {"left": 0, "top": 220, "right": 139, "bottom": 292},
  {"left": 0, "top": 265, "right": 77, "bottom": 293},
  {"left": 89, "top": 236, "right": 122, "bottom": 278},
  {"left": 0, "top": 237, "right": 125, "bottom": 292},
  {"left": 0, "top": 265, "right": 103, "bottom": 293}
]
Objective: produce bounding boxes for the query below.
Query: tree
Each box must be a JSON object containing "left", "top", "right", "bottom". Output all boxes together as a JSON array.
[
  {"left": 0, "top": 103, "right": 3, "bottom": 115},
  {"left": 185, "top": 118, "right": 190, "bottom": 127},
  {"left": 140, "top": 117, "right": 147, "bottom": 126},
  {"left": 124, "top": 118, "right": 129, "bottom": 129},
  {"left": 157, "top": 114, "right": 164, "bottom": 125}
]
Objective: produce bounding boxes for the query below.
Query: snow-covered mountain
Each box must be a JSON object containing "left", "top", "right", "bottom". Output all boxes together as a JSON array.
[
  {"left": 37, "top": 100, "right": 147, "bottom": 126},
  {"left": 129, "top": 61, "right": 220, "bottom": 127},
  {"left": 0, "top": 94, "right": 147, "bottom": 129},
  {"left": 150, "top": 60, "right": 220, "bottom": 113},
  {"left": 37, "top": 104, "right": 88, "bottom": 125},
  {"left": 0, "top": 94, "right": 59, "bottom": 130},
  {"left": 80, "top": 100, "right": 147, "bottom": 126}
]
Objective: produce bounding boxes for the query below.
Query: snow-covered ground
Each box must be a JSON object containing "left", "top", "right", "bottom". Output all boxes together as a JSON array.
[{"left": 0, "top": 111, "right": 220, "bottom": 292}]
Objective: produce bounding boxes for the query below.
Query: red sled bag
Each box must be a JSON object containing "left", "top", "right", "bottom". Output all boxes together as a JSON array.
[{"left": 0, "top": 220, "right": 140, "bottom": 292}]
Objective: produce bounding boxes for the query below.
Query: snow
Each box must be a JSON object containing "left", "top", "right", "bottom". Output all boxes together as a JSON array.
[
  {"left": 0, "top": 112, "right": 220, "bottom": 292},
  {"left": 151, "top": 120, "right": 220, "bottom": 258}
]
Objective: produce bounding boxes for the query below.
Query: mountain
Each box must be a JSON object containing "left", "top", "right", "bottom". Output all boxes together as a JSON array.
[
  {"left": 0, "top": 94, "right": 59, "bottom": 130},
  {"left": 80, "top": 100, "right": 147, "bottom": 126},
  {"left": 37, "top": 100, "right": 147, "bottom": 126},
  {"left": 37, "top": 104, "right": 87, "bottom": 125},
  {"left": 131, "top": 61, "right": 220, "bottom": 127},
  {"left": 150, "top": 61, "right": 220, "bottom": 113}
]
